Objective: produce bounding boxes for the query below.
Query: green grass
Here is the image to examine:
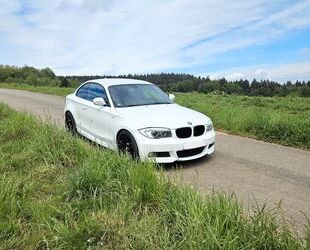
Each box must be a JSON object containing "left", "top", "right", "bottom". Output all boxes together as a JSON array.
[
  {"left": 1, "top": 83, "right": 310, "bottom": 149},
  {"left": 0, "top": 103, "right": 309, "bottom": 248},
  {"left": 176, "top": 92, "right": 310, "bottom": 149},
  {"left": 0, "top": 82, "right": 74, "bottom": 96}
]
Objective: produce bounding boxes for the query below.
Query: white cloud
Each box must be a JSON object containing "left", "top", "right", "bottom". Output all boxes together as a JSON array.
[
  {"left": 299, "top": 48, "right": 310, "bottom": 57},
  {"left": 178, "top": 1, "right": 310, "bottom": 66},
  {"left": 0, "top": 0, "right": 310, "bottom": 77},
  {"left": 207, "top": 62, "right": 310, "bottom": 83}
]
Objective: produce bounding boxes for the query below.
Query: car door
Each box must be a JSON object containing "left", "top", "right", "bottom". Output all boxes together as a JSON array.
[
  {"left": 87, "top": 83, "right": 114, "bottom": 148},
  {"left": 74, "top": 83, "right": 93, "bottom": 135}
]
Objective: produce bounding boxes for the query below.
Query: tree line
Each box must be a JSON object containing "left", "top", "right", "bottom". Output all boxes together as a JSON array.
[{"left": 1, "top": 65, "right": 310, "bottom": 97}]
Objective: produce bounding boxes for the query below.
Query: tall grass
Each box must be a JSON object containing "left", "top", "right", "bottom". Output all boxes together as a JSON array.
[{"left": 0, "top": 103, "right": 309, "bottom": 248}]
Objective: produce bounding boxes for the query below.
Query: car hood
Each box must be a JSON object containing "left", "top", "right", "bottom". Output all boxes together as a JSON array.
[{"left": 115, "top": 103, "right": 211, "bottom": 129}]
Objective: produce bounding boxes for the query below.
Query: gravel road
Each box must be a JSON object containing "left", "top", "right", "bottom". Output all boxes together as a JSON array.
[{"left": 1, "top": 88, "right": 309, "bottom": 231}]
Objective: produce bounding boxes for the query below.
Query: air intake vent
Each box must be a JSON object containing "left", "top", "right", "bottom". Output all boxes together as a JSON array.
[{"left": 177, "top": 146, "right": 205, "bottom": 158}]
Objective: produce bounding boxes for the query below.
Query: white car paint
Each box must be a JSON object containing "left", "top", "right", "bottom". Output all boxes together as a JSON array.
[{"left": 64, "top": 78, "right": 215, "bottom": 163}]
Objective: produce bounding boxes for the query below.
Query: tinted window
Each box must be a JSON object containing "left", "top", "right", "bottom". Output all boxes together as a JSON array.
[
  {"left": 76, "top": 83, "right": 90, "bottom": 100},
  {"left": 87, "top": 83, "right": 109, "bottom": 104}
]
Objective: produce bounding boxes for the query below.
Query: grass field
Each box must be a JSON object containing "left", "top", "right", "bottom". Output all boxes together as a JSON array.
[
  {"left": 177, "top": 93, "right": 310, "bottom": 149},
  {"left": 0, "top": 83, "right": 75, "bottom": 96},
  {"left": 0, "top": 103, "right": 309, "bottom": 248},
  {"left": 1, "top": 83, "right": 309, "bottom": 149}
]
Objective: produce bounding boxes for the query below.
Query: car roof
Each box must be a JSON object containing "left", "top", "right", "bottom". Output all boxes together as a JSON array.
[{"left": 85, "top": 78, "right": 153, "bottom": 87}]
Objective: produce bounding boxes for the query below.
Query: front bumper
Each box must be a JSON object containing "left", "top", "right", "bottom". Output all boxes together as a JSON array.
[{"left": 132, "top": 130, "right": 215, "bottom": 163}]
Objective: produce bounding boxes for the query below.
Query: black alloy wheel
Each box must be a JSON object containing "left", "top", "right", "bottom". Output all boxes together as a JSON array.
[
  {"left": 117, "top": 130, "right": 139, "bottom": 159},
  {"left": 65, "top": 112, "right": 77, "bottom": 135}
]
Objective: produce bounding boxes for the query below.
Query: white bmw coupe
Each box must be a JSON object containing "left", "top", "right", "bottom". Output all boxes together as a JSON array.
[{"left": 64, "top": 78, "right": 215, "bottom": 163}]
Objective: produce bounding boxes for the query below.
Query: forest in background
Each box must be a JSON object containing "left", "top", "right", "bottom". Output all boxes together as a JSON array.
[{"left": 1, "top": 64, "right": 310, "bottom": 97}]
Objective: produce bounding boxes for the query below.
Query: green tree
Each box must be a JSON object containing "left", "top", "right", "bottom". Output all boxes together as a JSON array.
[
  {"left": 40, "top": 67, "right": 56, "bottom": 78},
  {"left": 60, "top": 78, "right": 69, "bottom": 87},
  {"left": 171, "top": 80, "right": 195, "bottom": 92},
  {"left": 198, "top": 81, "right": 220, "bottom": 93}
]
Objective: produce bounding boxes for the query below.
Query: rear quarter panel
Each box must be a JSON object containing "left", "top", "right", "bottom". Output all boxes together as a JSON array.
[{"left": 64, "top": 94, "right": 78, "bottom": 118}]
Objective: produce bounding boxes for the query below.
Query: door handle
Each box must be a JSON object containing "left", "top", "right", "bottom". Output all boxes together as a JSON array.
[{"left": 81, "top": 107, "right": 87, "bottom": 110}]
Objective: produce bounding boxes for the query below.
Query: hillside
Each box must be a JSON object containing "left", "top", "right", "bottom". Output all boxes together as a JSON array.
[{"left": 1, "top": 65, "right": 310, "bottom": 97}]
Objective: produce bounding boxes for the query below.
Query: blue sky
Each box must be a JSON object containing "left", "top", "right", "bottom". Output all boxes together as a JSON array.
[{"left": 0, "top": 0, "right": 310, "bottom": 82}]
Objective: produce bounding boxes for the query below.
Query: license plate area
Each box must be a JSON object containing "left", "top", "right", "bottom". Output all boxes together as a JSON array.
[{"left": 183, "top": 140, "right": 206, "bottom": 150}]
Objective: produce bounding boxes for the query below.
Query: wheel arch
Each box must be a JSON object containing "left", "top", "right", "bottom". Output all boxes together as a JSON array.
[
  {"left": 116, "top": 128, "right": 140, "bottom": 158},
  {"left": 65, "top": 110, "right": 76, "bottom": 123},
  {"left": 65, "top": 110, "right": 73, "bottom": 117}
]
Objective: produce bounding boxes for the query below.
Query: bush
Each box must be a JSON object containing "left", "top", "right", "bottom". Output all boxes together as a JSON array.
[
  {"left": 171, "top": 80, "right": 196, "bottom": 92},
  {"left": 198, "top": 81, "right": 220, "bottom": 93}
]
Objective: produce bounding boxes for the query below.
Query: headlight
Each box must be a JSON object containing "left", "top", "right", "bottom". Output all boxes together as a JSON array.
[
  {"left": 139, "top": 128, "right": 172, "bottom": 139},
  {"left": 206, "top": 122, "right": 213, "bottom": 132}
]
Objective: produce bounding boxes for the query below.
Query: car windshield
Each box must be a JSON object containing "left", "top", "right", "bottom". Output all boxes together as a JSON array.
[{"left": 108, "top": 84, "right": 172, "bottom": 107}]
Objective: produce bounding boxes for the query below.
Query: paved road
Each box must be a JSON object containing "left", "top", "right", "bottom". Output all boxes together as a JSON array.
[{"left": 1, "top": 88, "right": 309, "bottom": 231}]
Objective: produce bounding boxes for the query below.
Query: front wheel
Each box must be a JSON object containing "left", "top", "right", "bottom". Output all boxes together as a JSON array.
[{"left": 117, "top": 130, "right": 139, "bottom": 159}]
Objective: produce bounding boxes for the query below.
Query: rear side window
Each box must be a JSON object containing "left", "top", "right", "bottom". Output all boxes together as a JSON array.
[
  {"left": 87, "top": 83, "right": 109, "bottom": 104},
  {"left": 76, "top": 83, "right": 90, "bottom": 100}
]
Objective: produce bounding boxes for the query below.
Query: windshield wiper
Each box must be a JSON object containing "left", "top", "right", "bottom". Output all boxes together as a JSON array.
[
  {"left": 122, "top": 104, "right": 145, "bottom": 107},
  {"left": 121, "top": 102, "right": 171, "bottom": 107},
  {"left": 147, "top": 102, "right": 171, "bottom": 105}
]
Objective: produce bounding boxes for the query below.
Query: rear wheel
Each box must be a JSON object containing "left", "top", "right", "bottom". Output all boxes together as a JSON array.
[
  {"left": 65, "top": 112, "right": 77, "bottom": 135},
  {"left": 117, "top": 130, "right": 139, "bottom": 159}
]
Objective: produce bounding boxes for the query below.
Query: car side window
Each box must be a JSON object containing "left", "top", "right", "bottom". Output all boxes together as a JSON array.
[
  {"left": 76, "top": 83, "right": 90, "bottom": 100},
  {"left": 87, "top": 83, "right": 109, "bottom": 104}
]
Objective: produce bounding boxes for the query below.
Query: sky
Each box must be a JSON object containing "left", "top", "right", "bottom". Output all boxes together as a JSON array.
[{"left": 0, "top": 0, "right": 310, "bottom": 82}]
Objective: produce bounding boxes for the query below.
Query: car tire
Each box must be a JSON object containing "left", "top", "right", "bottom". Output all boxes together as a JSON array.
[
  {"left": 65, "top": 112, "right": 77, "bottom": 135},
  {"left": 117, "top": 130, "right": 139, "bottom": 159}
]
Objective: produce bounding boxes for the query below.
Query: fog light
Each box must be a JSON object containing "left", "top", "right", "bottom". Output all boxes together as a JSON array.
[
  {"left": 148, "top": 152, "right": 156, "bottom": 157},
  {"left": 148, "top": 152, "right": 170, "bottom": 157}
]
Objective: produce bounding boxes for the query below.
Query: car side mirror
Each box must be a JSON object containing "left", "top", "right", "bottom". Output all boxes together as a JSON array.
[
  {"left": 169, "top": 94, "right": 175, "bottom": 102},
  {"left": 93, "top": 97, "right": 107, "bottom": 106}
]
